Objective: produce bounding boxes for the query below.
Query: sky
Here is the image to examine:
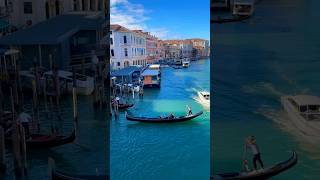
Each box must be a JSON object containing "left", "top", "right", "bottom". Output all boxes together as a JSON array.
[{"left": 110, "top": 0, "right": 210, "bottom": 40}]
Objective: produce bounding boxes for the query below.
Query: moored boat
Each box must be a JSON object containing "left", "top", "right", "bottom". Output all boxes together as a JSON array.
[
  {"left": 118, "top": 103, "right": 134, "bottom": 110},
  {"left": 182, "top": 59, "right": 190, "bottom": 68},
  {"left": 281, "top": 95, "right": 320, "bottom": 137},
  {"left": 44, "top": 70, "right": 94, "bottom": 95},
  {"left": 212, "top": 151, "right": 298, "bottom": 180},
  {"left": 125, "top": 111, "right": 203, "bottom": 123},
  {"left": 171, "top": 65, "right": 183, "bottom": 69},
  {"left": 6, "top": 129, "right": 76, "bottom": 149}
]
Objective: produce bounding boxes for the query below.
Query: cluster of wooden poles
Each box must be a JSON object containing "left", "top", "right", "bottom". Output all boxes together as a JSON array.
[{"left": 0, "top": 56, "right": 80, "bottom": 178}]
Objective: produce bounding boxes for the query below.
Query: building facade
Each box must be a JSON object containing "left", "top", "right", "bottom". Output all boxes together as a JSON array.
[
  {"left": 155, "top": 40, "right": 165, "bottom": 62},
  {"left": 110, "top": 25, "right": 147, "bottom": 70},
  {"left": 188, "top": 38, "right": 210, "bottom": 58},
  {"left": 0, "top": 13, "right": 106, "bottom": 70},
  {"left": 143, "top": 32, "right": 158, "bottom": 64},
  {"left": 5, "top": 0, "right": 105, "bottom": 28}
]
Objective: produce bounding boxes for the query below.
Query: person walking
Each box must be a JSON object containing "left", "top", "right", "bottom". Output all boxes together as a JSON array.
[{"left": 245, "top": 136, "right": 264, "bottom": 170}]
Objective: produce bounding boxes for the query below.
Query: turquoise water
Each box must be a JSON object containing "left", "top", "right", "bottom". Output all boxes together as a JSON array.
[
  {"left": 212, "top": 0, "right": 320, "bottom": 179},
  {"left": 111, "top": 59, "right": 210, "bottom": 179}
]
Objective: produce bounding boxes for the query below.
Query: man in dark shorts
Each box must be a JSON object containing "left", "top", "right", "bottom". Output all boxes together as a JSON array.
[{"left": 245, "top": 136, "right": 264, "bottom": 170}]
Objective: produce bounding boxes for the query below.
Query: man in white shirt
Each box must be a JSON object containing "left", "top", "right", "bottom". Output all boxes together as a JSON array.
[
  {"left": 245, "top": 136, "right": 264, "bottom": 170},
  {"left": 18, "top": 111, "right": 31, "bottom": 138}
]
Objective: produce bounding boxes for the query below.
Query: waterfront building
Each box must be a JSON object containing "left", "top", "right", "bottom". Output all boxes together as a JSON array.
[
  {"left": 0, "top": 13, "right": 106, "bottom": 70},
  {"left": 110, "top": 24, "right": 147, "bottom": 70},
  {"left": 155, "top": 40, "right": 165, "bottom": 62},
  {"left": 4, "top": 0, "right": 106, "bottom": 28},
  {"left": 143, "top": 32, "right": 158, "bottom": 64},
  {"left": 163, "top": 40, "right": 181, "bottom": 59},
  {"left": 111, "top": 66, "right": 143, "bottom": 85},
  {"left": 180, "top": 40, "right": 193, "bottom": 58},
  {"left": 162, "top": 39, "right": 194, "bottom": 59},
  {"left": 187, "top": 38, "right": 210, "bottom": 58}
]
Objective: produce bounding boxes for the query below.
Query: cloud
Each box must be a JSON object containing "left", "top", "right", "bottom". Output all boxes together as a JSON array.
[
  {"left": 110, "top": 0, "right": 182, "bottom": 40},
  {"left": 110, "top": 0, "right": 149, "bottom": 30}
]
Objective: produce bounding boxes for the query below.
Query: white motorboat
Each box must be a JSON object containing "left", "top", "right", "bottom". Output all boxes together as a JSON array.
[
  {"left": 197, "top": 91, "right": 210, "bottom": 108},
  {"left": 281, "top": 95, "right": 320, "bottom": 137},
  {"left": 182, "top": 59, "right": 190, "bottom": 68},
  {"left": 44, "top": 70, "right": 94, "bottom": 95}
]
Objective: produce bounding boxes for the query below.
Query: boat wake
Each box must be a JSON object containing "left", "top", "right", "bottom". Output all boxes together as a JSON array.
[
  {"left": 242, "top": 82, "right": 284, "bottom": 98},
  {"left": 256, "top": 107, "right": 320, "bottom": 159},
  {"left": 193, "top": 96, "right": 210, "bottom": 111}
]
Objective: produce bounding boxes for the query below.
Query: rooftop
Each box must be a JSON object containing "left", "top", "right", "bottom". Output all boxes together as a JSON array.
[
  {"left": 141, "top": 69, "right": 159, "bottom": 76},
  {"left": 110, "top": 24, "right": 131, "bottom": 32},
  {"left": 111, "top": 66, "right": 142, "bottom": 77},
  {"left": 291, "top": 95, "right": 320, "bottom": 106},
  {"left": 0, "top": 14, "right": 105, "bottom": 45}
]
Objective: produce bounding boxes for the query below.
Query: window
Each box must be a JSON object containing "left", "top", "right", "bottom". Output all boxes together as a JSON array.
[
  {"left": 110, "top": 38, "right": 113, "bottom": 45},
  {"left": 24, "top": 2, "right": 33, "bottom": 14},
  {"left": 152, "top": 76, "right": 157, "bottom": 81},
  {"left": 124, "top": 36, "right": 127, "bottom": 43},
  {"left": 117, "top": 62, "right": 120, "bottom": 66},
  {"left": 124, "top": 48, "right": 128, "bottom": 57},
  {"left": 111, "top": 49, "right": 114, "bottom": 56}
]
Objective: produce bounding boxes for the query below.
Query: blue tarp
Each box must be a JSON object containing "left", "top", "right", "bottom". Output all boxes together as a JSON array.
[
  {"left": 111, "top": 66, "right": 142, "bottom": 77},
  {"left": 141, "top": 69, "right": 159, "bottom": 76}
]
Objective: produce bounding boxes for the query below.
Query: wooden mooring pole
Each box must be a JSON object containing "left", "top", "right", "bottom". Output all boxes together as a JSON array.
[
  {"left": 0, "top": 127, "right": 6, "bottom": 173},
  {"left": 10, "top": 88, "right": 23, "bottom": 177}
]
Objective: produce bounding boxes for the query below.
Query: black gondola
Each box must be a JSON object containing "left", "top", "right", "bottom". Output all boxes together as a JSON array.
[
  {"left": 171, "top": 65, "right": 183, "bottom": 69},
  {"left": 49, "top": 158, "right": 109, "bottom": 180},
  {"left": 125, "top": 111, "right": 203, "bottom": 123},
  {"left": 118, "top": 103, "right": 134, "bottom": 110},
  {"left": 27, "top": 129, "right": 76, "bottom": 149},
  {"left": 5, "top": 129, "right": 76, "bottom": 149},
  {"left": 212, "top": 151, "right": 298, "bottom": 180},
  {"left": 211, "top": 15, "right": 250, "bottom": 24}
]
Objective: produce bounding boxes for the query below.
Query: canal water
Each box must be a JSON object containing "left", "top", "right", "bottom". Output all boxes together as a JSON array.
[
  {"left": 111, "top": 59, "right": 210, "bottom": 179},
  {"left": 212, "top": 0, "right": 320, "bottom": 179}
]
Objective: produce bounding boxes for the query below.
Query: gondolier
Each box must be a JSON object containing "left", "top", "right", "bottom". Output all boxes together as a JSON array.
[
  {"left": 186, "top": 105, "right": 192, "bottom": 115},
  {"left": 18, "top": 111, "right": 32, "bottom": 139},
  {"left": 245, "top": 136, "right": 264, "bottom": 170}
]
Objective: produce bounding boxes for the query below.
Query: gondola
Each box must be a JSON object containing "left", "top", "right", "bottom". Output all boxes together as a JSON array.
[
  {"left": 211, "top": 15, "right": 250, "bottom": 24},
  {"left": 118, "top": 103, "right": 134, "bottom": 110},
  {"left": 171, "top": 65, "right": 183, "bottom": 69},
  {"left": 5, "top": 129, "right": 76, "bottom": 149},
  {"left": 49, "top": 158, "right": 109, "bottom": 180},
  {"left": 212, "top": 151, "right": 298, "bottom": 180},
  {"left": 27, "top": 129, "right": 76, "bottom": 149},
  {"left": 125, "top": 111, "right": 203, "bottom": 123}
]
